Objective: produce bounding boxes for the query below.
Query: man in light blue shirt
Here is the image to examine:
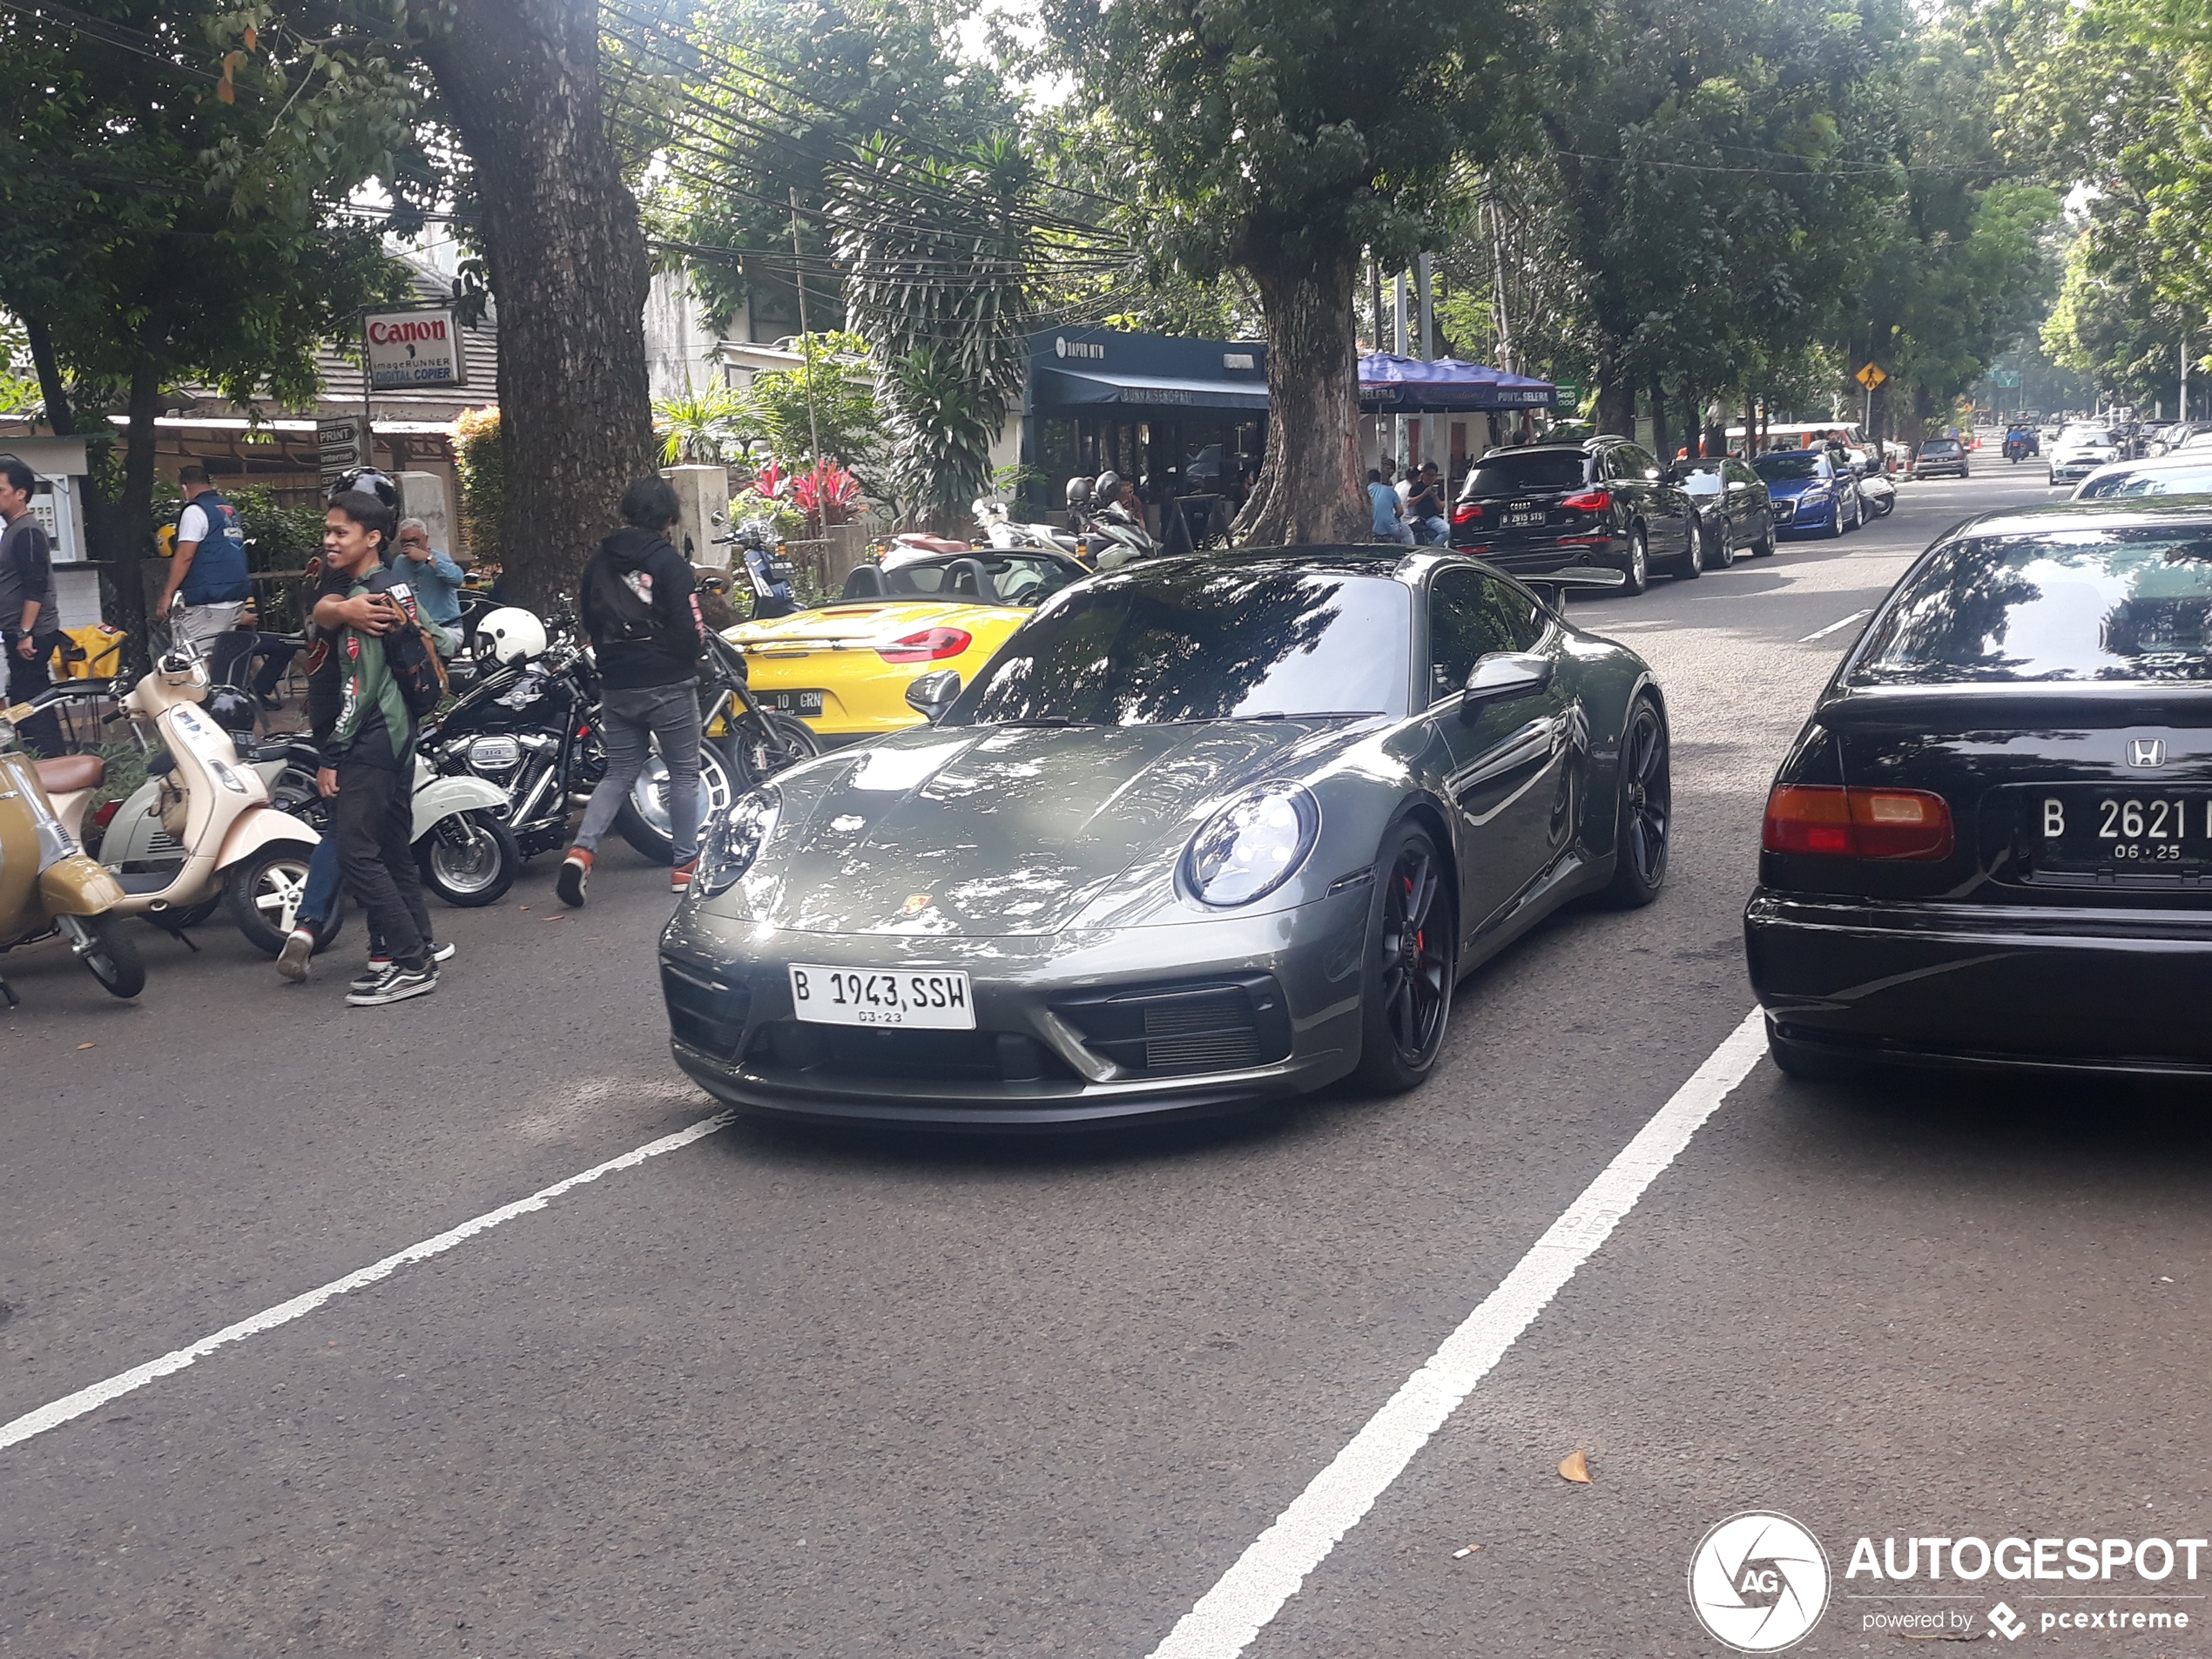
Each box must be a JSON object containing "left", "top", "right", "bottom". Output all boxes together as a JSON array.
[
  {"left": 1368, "top": 464, "right": 1413, "bottom": 544},
  {"left": 390, "top": 516, "right": 466, "bottom": 643}
]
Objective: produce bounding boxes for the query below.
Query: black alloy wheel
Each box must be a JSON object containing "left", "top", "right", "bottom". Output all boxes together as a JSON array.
[
  {"left": 1676, "top": 521, "right": 1704, "bottom": 579},
  {"left": 416, "top": 808, "right": 520, "bottom": 907},
  {"left": 1352, "top": 822, "right": 1456, "bottom": 1094},
  {"left": 1602, "top": 695, "right": 1670, "bottom": 907},
  {"left": 1710, "top": 521, "right": 1737, "bottom": 569},
  {"left": 1620, "top": 527, "right": 1650, "bottom": 597},
  {"left": 732, "top": 711, "right": 821, "bottom": 786},
  {"left": 1751, "top": 522, "right": 1777, "bottom": 556}
]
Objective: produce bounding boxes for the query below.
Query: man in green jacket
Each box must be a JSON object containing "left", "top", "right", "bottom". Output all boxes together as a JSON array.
[{"left": 316, "top": 489, "right": 439, "bottom": 1006}]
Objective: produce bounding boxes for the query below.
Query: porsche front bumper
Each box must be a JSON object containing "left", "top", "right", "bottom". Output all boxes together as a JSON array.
[{"left": 658, "top": 893, "right": 1373, "bottom": 1129}]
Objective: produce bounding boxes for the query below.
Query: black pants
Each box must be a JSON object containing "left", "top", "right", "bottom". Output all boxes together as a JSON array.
[
  {"left": 3, "top": 632, "right": 61, "bottom": 756},
  {"left": 332, "top": 760, "right": 431, "bottom": 969}
]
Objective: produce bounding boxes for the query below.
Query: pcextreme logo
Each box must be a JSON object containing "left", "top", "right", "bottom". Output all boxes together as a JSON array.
[{"left": 1688, "top": 1512, "right": 1831, "bottom": 1652}]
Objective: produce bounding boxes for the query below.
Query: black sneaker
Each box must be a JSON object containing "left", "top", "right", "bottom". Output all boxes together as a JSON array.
[
  {"left": 347, "top": 962, "right": 438, "bottom": 1008},
  {"left": 349, "top": 956, "right": 395, "bottom": 995}
]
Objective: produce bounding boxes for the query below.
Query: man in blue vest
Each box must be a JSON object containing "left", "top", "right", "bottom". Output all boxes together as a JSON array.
[{"left": 158, "top": 464, "right": 253, "bottom": 651}]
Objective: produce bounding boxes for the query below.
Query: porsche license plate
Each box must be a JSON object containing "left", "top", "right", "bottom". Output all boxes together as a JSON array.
[
  {"left": 2033, "top": 788, "right": 2212, "bottom": 873},
  {"left": 767, "top": 690, "right": 825, "bottom": 716},
  {"left": 789, "top": 965, "right": 975, "bottom": 1028}
]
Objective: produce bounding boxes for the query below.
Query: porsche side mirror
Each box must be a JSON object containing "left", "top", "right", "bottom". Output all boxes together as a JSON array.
[
  {"left": 1460, "top": 652, "right": 1554, "bottom": 714},
  {"left": 905, "top": 669, "right": 962, "bottom": 722}
]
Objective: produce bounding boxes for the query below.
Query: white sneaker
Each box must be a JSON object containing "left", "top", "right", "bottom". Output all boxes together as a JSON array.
[{"left": 276, "top": 927, "right": 315, "bottom": 983}]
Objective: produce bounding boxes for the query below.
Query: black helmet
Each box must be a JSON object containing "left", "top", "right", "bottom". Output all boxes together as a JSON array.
[
  {"left": 203, "top": 684, "right": 260, "bottom": 739},
  {"left": 1065, "top": 475, "right": 1093, "bottom": 511},
  {"left": 329, "top": 467, "right": 399, "bottom": 508}
]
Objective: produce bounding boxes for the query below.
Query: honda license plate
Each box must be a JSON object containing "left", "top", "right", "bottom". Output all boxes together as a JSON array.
[
  {"left": 789, "top": 965, "right": 975, "bottom": 1029},
  {"left": 2031, "top": 788, "right": 2212, "bottom": 873},
  {"left": 769, "top": 690, "right": 826, "bottom": 716}
]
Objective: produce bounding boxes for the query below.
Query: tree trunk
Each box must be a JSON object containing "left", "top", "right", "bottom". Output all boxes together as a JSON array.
[
  {"left": 113, "top": 354, "right": 161, "bottom": 667},
  {"left": 1235, "top": 246, "right": 1367, "bottom": 548},
  {"left": 419, "top": 0, "right": 657, "bottom": 613},
  {"left": 1649, "top": 381, "right": 1669, "bottom": 463},
  {"left": 1594, "top": 354, "right": 1635, "bottom": 443}
]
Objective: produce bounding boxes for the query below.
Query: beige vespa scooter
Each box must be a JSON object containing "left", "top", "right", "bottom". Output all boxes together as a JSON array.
[
  {"left": 41, "top": 635, "right": 320, "bottom": 954},
  {"left": 0, "top": 698, "right": 141, "bottom": 1003}
]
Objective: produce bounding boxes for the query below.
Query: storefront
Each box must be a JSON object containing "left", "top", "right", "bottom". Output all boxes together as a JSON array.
[
  {"left": 1359, "top": 354, "right": 1559, "bottom": 490},
  {"left": 1020, "top": 328, "right": 1269, "bottom": 523}
]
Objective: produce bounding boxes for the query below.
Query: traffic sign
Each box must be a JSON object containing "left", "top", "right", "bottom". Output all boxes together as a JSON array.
[{"left": 1855, "top": 362, "right": 1888, "bottom": 390}]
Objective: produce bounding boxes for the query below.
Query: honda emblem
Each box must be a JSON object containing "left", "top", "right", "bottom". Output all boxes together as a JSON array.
[{"left": 2127, "top": 738, "right": 2167, "bottom": 768}]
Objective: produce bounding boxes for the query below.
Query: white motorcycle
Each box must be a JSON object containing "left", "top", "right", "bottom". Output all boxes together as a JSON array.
[{"left": 971, "top": 497, "right": 1085, "bottom": 560}]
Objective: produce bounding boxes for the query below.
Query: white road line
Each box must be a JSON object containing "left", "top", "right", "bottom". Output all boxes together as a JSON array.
[
  {"left": 1146, "top": 1009, "right": 1770, "bottom": 1659},
  {"left": 0, "top": 1109, "right": 737, "bottom": 1454},
  {"left": 1797, "top": 608, "right": 1873, "bottom": 643}
]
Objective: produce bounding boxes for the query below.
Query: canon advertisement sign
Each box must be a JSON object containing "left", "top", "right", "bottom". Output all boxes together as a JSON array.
[{"left": 364, "top": 307, "right": 468, "bottom": 389}]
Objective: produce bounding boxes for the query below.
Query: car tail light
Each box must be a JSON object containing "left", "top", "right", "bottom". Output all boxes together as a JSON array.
[
  {"left": 1560, "top": 488, "right": 1611, "bottom": 513},
  {"left": 1451, "top": 502, "right": 1483, "bottom": 525},
  {"left": 1763, "top": 785, "right": 1953, "bottom": 860},
  {"left": 877, "top": 626, "right": 973, "bottom": 664}
]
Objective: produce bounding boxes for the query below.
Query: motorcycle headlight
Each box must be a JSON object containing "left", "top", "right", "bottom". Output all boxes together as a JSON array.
[
  {"left": 696, "top": 785, "right": 780, "bottom": 898},
  {"left": 1183, "top": 785, "right": 1319, "bottom": 908}
]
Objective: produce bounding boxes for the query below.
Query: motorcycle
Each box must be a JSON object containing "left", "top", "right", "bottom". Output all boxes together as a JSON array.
[
  {"left": 0, "top": 692, "right": 141, "bottom": 1003},
  {"left": 972, "top": 498, "right": 1086, "bottom": 561},
  {"left": 248, "top": 739, "right": 521, "bottom": 908},
  {"left": 1856, "top": 469, "right": 1897, "bottom": 517},
  {"left": 417, "top": 611, "right": 808, "bottom": 867},
  {"left": 1064, "top": 475, "right": 1158, "bottom": 568},
  {"left": 58, "top": 633, "right": 323, "bottom": 955}
]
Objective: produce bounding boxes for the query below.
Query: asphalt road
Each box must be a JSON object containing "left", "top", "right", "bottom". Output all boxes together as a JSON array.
[{"left": 8, "top": 457, "right": 2203, "bottom": 1658}]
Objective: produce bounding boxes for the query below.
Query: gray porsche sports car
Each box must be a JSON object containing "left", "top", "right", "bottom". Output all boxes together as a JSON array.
[{"left": 659, "top": 549, "right": 1672, "bottom": 1129}]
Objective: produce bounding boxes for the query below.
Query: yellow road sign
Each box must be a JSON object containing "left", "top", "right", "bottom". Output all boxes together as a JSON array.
[{"left": 1855, "top": 362, "right": 1888, "bottom": 389}]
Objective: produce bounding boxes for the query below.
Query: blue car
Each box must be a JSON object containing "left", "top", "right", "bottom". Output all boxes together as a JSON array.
[{"left": 1751, "top": 450, "right": 1864, "bottom": 537}]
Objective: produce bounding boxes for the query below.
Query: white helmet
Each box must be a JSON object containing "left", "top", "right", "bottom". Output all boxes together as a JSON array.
[{"left": 474, "top": 606, "right": 547, "bottom": 666}]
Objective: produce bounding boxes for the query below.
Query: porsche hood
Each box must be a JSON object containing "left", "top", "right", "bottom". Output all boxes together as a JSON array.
[{"left": 725, "top": 720, "right": 1367, "bottom": 936}]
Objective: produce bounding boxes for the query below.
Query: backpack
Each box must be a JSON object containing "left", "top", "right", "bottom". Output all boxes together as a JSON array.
[
  {"left": 363, "top": 571, "right": 451, "bottom": 718},
  {"left": 584, "top": 550, "right": 659, "bottom": 644}
]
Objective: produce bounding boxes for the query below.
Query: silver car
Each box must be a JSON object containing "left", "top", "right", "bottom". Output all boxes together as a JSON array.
[{"left": 660, "top": 550, "right": 1673, "bottom": 1129}]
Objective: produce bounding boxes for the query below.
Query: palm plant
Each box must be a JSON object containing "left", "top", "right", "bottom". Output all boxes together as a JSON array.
[{"left": 654, "top": 380, "right": 755, "bottom": 466}]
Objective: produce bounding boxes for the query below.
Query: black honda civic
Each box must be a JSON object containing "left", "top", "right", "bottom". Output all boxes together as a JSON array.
[{"left": 1746, "top": 500, "right": 2212, "bottom": 1078}]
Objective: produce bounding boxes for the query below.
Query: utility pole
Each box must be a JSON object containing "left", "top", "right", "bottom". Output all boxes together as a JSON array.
[
  {"left": 1416, "top": 253, "right": 1434, "bottom": 361},
  {"left": 789, "top": 188, "right": 824, "bottom": 468},
  {"left": 2184, "top": 325, "right": 2193, "bottom": 424},
  {"left": 1488, "top": 199, "right": 1513, "bottom": 373},
  {"left": 1393, "top": 271, "right": 1409, "bottom": 469}
]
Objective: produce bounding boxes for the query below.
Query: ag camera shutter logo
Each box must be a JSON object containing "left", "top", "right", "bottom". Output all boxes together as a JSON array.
[{"left": 1689, "top": 1512, "right": 1831, "bottom": 1651}]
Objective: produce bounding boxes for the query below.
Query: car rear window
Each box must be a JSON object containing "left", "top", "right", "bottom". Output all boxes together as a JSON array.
[
  {"left": 1851, "top": 525, "right": 2212, "bottom": 685},
  {"left": 1918, "top": 441, "right": 1960, "bottom": 455},
  {"left": 1459, "top": 452, "right": 1589, "bottom": 496},
  {"left": 1753, "top": 453, "right": 1824, "bottom": 481}
]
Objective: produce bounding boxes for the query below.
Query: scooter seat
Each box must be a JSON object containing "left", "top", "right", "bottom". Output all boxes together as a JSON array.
[{"left": 32, "top": 753, "right": 105, "bottom": 793}]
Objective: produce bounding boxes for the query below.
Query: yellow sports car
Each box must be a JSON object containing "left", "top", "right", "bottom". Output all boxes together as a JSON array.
[{"left": 725, "top": 550, "right": 1089, "bottom": 745}]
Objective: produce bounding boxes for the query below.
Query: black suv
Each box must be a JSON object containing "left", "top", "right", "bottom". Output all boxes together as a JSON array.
[{"left": 1449, "top": 436, "right": 1696, "bottom": 595}]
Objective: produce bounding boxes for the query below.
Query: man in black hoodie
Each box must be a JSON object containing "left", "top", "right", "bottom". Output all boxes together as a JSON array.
[{"left": 557, "top": 476, "right": 705, "bottom": 905}]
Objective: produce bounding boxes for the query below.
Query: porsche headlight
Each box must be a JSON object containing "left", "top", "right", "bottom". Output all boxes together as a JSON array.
[
  {"left": 696, "top": 785, "right": 779, "bottom": 898},
  {"left": 1184, "top": 785, "right": 1319, "bottom": 908}
]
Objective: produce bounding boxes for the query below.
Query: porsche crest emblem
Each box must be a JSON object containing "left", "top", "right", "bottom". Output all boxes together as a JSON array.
[{"left": 900, "top": 894, "right": 932, "bottom": 917}]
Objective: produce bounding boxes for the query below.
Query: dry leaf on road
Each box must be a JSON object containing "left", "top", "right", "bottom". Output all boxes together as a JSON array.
[{"left": 1557, "top": 1450, "right": 1591, "bottom": 1484}]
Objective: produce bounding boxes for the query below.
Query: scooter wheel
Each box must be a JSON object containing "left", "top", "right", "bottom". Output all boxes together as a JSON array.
[
  {"left": 71, "top": 913, "right": 145, "bottom": 999},
  {"left": 225, "top": 840, "right": 320, "bottom": 956}
]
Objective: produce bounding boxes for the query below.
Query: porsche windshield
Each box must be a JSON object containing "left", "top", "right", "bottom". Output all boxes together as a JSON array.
[
  {"left": 1852, "top": 525, "right": 2212, "bottom": 684},
  {"left": 956, "top": 565, "right": 1411, "bottom": 725}
]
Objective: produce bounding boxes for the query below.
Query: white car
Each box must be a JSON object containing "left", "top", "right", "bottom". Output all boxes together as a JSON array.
[
  {"left": 2071, "top": 452, "right": 2212, "bottom": 499},
  {"left": 2047, "top": 424, "right": 2118, "bottom": 486}
]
